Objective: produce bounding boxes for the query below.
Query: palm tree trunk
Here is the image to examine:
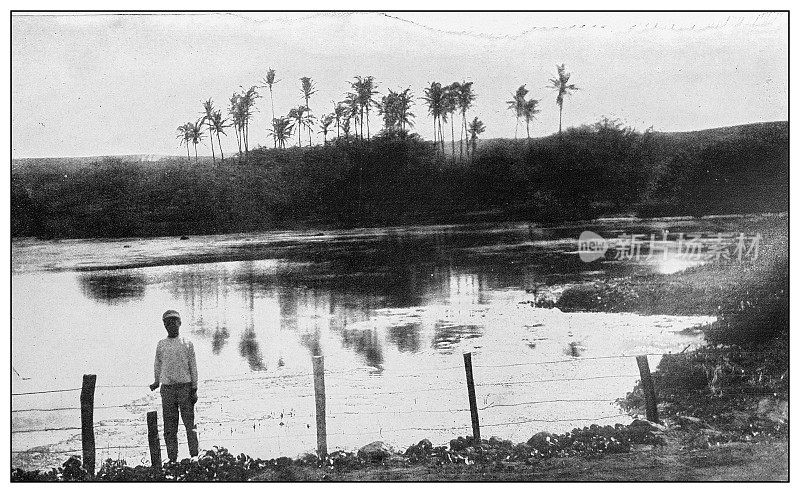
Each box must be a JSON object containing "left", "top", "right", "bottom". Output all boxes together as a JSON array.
[
  {"left": 194, "top": 143, "right": 198, "bottom": 164},
  {"left": 208, "top": 128, "right": 216, "bottom": 165},
  {"left": 234, "top": 127, "right": 240, "bottom": 158},
  {"left": 217, "top": 132, "right": 224, "bottom": 163},
  {"left": 559, "top": 104, "right": 563, "bottom": 136},
  {"left": 459, "top": 113, "right": 464, "bottom": 161},
  {"left": 439, "top": 121, "right": 445, "bottom": 153},
  {"left": 186, "top": 142, "right": 190, "bottom": 163},
  {"left": 432, "top": 117, "right": 437, "bottom": 152},
  {"left": 463, "top": 113, "right": 470, "bottom": 161},
  {"left": 270, "top": 88, "right": 277, "bottom": 148},
  {"left": 244, "top": 122, "right": 249, "bottom": 161},
  {"left": 450, "top": 117, "right": 455, "bottom": 159}
]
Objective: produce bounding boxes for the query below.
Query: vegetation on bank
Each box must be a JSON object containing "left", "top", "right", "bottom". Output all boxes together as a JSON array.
[
  {"left": 5, "top": 420, "right": 689, "bottom": 481},
  {"left": 11, "top": 120, "right": 788, "bottom": 239}
]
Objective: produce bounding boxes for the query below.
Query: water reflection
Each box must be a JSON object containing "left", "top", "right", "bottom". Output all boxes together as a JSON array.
[
  {"left": 299, "top": 327, "right": 322, "bottom": 357},
  {"left": 433, "top": 323, "right": 483, "bottom": 352},
  {"left": 157, "top": 257, "right": 499, "bottom": 366},
  {"left": 78, "top": 272, "right": 146, "bottom": 304},
  {"left": 239, "top": 327, "right": 266, "bottom": 370},
  {"left": 387, "top": 323, "right": 422, "bottom": 353},
  {"left": 140, "top": 221, "right": 721, "bottom": 369},
  {"left": 211, "top": 325, "right": 229, "bottom": 355},
  {"left": 340, "top": 327, "right": 384, "bottom": 369}
]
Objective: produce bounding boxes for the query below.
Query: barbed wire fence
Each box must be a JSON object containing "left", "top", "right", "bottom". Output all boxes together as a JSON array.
[{"left": 12, "top": 349, "right": 765, "bottom": 474}]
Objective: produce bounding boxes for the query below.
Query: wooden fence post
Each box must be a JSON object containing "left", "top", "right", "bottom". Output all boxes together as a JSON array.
[
  {"left": 636, "top": 356, "right": 659, "bottom": 423},
  {"left": 80, "top": 374, "right": 97, "bottom": 477},
  {"left": 463, "top": 352, "right": 481, "bottom": 444},
  {"left": 147, "top": 411, "right": 162, "bottom": 468},
  {"left": 311, "top": 355, "right": 327, "bottom": 458}
]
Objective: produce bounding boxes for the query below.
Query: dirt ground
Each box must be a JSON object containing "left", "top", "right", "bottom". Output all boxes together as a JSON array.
[{"left": 251, "top": 439, "right": 788, "bottom": 482}]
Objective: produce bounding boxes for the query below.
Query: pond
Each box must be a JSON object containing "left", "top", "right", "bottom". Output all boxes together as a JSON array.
[{"left": 13, "top": 217, "right": 748, "bottom": 469}]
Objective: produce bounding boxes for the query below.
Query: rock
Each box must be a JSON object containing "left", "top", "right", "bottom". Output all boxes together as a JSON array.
[
  {"left": 450, "top": 436, "right": 473, "bottom": 451},
  {"left": 404, "top": 439, "right": 433, "bottom": 461},
  {"left": 630, "top": 419, "right": 666, "bottom": 431},
  {"left": 756, "top": 398, "right": 788, "bottom": 424},
  {"left": 415, "top": 438, "right": 433, "bottom": 452},
  {"left": 487, "top": 436, "right": 513, "bottom": 450},
  {"left": 527, "top": 431, "right": 555, "bottom": 451},
  {"left": 357, "top": 441, "right": 396, "bottom": 463}
]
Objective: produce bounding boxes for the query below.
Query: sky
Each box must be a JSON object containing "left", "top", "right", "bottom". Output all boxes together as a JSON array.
[{"left": 10, "top": 11, "right": 789, "bottom": 158}]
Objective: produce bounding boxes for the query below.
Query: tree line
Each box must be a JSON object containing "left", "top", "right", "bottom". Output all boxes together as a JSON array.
[
  {"left": 175, "top": 64, "right": 579, "bottom": 164},
  {"left": 12, "top": 120, "right": 787, "bottom": 239}
]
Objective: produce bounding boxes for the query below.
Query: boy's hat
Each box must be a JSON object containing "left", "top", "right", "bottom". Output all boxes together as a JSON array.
[{"left": 162, "top": 310, "right": 181, "bottom": 321}]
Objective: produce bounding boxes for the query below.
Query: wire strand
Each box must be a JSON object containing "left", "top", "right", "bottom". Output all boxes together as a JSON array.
[{"left": 12, "top": 388, "right": 82, "bottom": 396}]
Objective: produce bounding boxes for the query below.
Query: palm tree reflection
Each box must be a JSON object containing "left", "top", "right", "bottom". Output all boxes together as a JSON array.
[
  {"left": 387, "top": 323, "right": 421, "bottom": 353},
  {"left": 212, "top": 325, "right": 229, "bottom": 355},
  {"left": 341, "top": 327, "right": 383, "bottom": 369},
  {"left": 239, "top": 326, "right": 266, "bottom": 370}
]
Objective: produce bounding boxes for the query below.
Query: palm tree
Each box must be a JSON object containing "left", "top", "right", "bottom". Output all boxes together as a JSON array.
[
  {"left": 379, "top": 90, "right": 399, "bottom": 132},
  {"left": 209, "top": 110, "right": 230, "bottom": 163},
  {"left": 456, "top": 81, "right": 476, "bottom": 161},
  {"left": 396, "top": 88, "right": 415, "bottom": 133},
  {"left": 380, "top": 88, "right": 416, "bottom": 137},
  {"left": 342, "top": 92, "right": 360, "bottom": 141},
  {"left": 302, "top": 108, "right": 317, "bottom": 147},
  {"left": 259, "top": 68, "right": 280, "bottom": 147},
  {"left": 238, "top": 86, "right": 260, "bottom": 161},
  {"left": 506, "top": 85, "right": 529, "bottom": 140},
  {"left": 201, "top": 99, "right": 217, "bottom": 165},
  {"left": 319, "top": 113, "right": 335, "bottom": 145},
  {"left": 444, "top": 83, "right": 459, "bottom": 159},
  {"left": 334, "top": 102, "right": 348, "bottom": 140},
  {"left": 549, "top": 63, "right": 578, "bottom": 136},
  {"left": 176, "top": 123, "right": 192, "bottom": 162},
  {"left": 228, "top": 93, "right": 243, "bottom": 159},
  {"left": 352, "top": 76, "right": 378, "bottom": 141},
  {"left": 288, "top": 106, "right": 307, "bottom": 147},
  {"left": 300, "top": 77, "right": 316, "bottom": 145},
  {"left": 467, "top": 117, "right": 485, "bottom": 163},
  {"left": 269, "top": 116, "right": 293, "bottom": 149},
  {"left": 188, "top": 120, "right": 204, "bottom": 163},
  {"left": 522, "top": 98, "right": 541, "bottom": 141},
  {"left": 422, "top": 82, "right": 445, "bottom": 154}
]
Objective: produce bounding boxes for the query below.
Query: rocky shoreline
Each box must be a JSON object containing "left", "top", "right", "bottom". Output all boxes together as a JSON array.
[{"left": 12, "top": 402, "right": 787, "bottom": 482}]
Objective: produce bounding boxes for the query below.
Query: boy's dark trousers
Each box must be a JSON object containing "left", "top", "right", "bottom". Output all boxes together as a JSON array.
[{"left": 160, "top": 383, "right": 198, "bottom": 460}]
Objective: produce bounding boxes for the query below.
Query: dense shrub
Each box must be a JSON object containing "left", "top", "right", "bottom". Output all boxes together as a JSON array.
[{"left": 11, "top": 121, "right": 788, "bottom": 239}]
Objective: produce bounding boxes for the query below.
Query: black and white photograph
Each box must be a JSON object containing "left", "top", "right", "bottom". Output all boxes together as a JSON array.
[{"left": 9, "top": 9, "right": 789, "bottom": 482}]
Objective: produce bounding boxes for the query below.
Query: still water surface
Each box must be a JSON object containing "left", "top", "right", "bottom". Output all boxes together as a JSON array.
[{"left": 12, "top": 220, "right": 721, "bottom": 468}]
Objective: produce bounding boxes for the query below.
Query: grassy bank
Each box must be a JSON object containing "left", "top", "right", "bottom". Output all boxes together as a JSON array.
[{"left": 12, "top": 121, "right": 788, "bottom": 239}]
